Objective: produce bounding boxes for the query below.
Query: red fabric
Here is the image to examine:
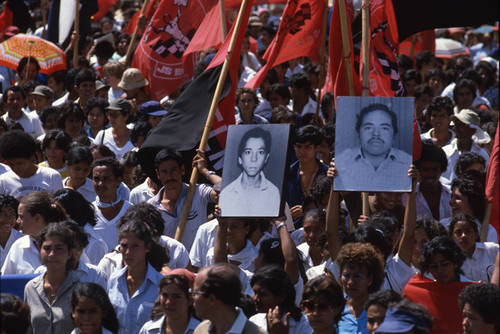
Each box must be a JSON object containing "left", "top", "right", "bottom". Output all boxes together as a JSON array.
[
  {"left": 131, "top": 0, "right": 217, "bottom": 100},
  {"left": 0, "top": 6, "right": 13, "bottom": 34},
  {"left": 325, "top": 0, "right": 361, "bottom": 102},
  {"left": 485, "top": 118, "right": 500, "bottom": 235},
  {"left": 249, "top": 36, "right": 258, "bottom": 55},
  {"left": 399, "top": 30, "right": 436, "bottom": 61},
  {"left": 245, "top": 0, "right": 325, "bottom": 89},
  {"left": 204, "top": 0, "right": 254, "bottom": 169},
  {"left": 403, "top": 274, "right": 474, "bottom": 334},
  {"left": 93, "top": 0, "right": 118, "bottom": 20},
  {"left": 365, "top": 0, "right": 404, "bottom": 97},
  {"left": 183, "top": 2, "right": 229, "bottom": 61},
  {"left": 224, "top": 0, "right": 285, "bottom": 8},
  {"left": 124, "top": 0, "right": 159, "bottom": 35}
]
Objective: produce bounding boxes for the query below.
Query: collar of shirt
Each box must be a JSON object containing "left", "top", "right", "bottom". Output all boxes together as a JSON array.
[
  {"left": 447, "top": 138, "right": 483, "bottom": 154},
  {"left": 209, "top": 308, "right": 247, "bottom": 334},
  {"left": 234, "top": 171, "right": 273, "bottom": 192},
  {"left": 353, "top": 146, "right": 405, "bottom": 163},
  {"left": 116, "top": 262, "right": 162, "bottom": 291},
  {"left": 150, "top": 183, "right": 188, "bottom": 209},
  {"left": 3, "top": 110, "right": 29, "bottom": 124},
  {"left": 20, "top": 235, "right": 34, "bottom": 249}
]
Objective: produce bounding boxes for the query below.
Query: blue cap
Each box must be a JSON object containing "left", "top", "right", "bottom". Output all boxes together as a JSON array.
[
  {"left": 139, "top": 101, "right": 168, "bottom": 116},
  {"left": 375, "top": 308, "right": 431, "bottom": 333}
]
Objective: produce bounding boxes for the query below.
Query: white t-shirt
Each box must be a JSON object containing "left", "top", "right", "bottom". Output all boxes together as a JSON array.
[
  {"left": 82, "top": 223, "right": 109, "bottom": 265},
  {"left": 129, "top": 179, "right": 155, "bottom": 204},
  {"left": 94, "top": 128, "right": 135, "bottom": 160},
  {"left": 0, "top": 166, "right": 63, "bottom": 199},
  {"left": 189, "top": 219, "right": 218, "bottom": 268},
  {"left": 1, "top": 235, "right": 41, "bottom": 275},
  {"left": 249, "top": 312, "right": 312, "bottom": 334},
  {"left": 2, "top": 111, "right": 44, "bottom": 139},
  {"left": 0, "top": 228, "right": 23, "bottom": 268},
  {"left": 93, "top": 200, "right": 132, "bottom": 251},
  {"left": 440, "top": 217, "right": 498, "bottom": 244},
  {"left": 206, "top": 240, "right": 258, "bottom": 272},
  {"left": 63, "top": 177, "right": 97, "bottom": 203}
]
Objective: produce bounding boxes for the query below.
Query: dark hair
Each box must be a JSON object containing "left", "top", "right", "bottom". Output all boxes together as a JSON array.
[
  {"left": 0, "top": 195, "right": 19, "bottom": 218},
  {"left": 403, "top": 69, "right": 422, "bottom": 84},
  {"left": 17, "top": 57, "right": 40, "bottom": 76},
  {"left": 65, "top": 68, "right": 81, "bottom": 91},
  {"left": 59, "top": 219, "right": 90, "bottom": 251},
  {"left": 258, "top": 238, "right": 285, "bottom": 266},
  {"left": 154, "top": 147, "right": 183, "bottom": 170},
  {"left": 270, "top": 105, "right": 296, "bottom": 124},
  {"left": 158, "top": 274, "right": 195, "bottom": 316},
  {"left": 356, "top": 103, "right": 398, "bottom": 135},
  {"left": 200, "top": 263, "right": 242, "bottom": 306},
  {"left": 250, "top": 265, "right": 302, "bottom": 321},
  {"left": 414, "top": 85, "right": 434, "bottom": 99},
  {"left": 266, "top": 83, "right": 291, "bottom": 101},
  {"left": 475, "top": 61, "right": 496, "bottom": 87},
  {"left": 71, "top": 282, "right": 120, "bottom": 334},
  {"left": 337, "top": 242, "right": 385, "bottom": 293},
  {"left": 66, "top": 145, "right": 94, "bottom": 166},
  {"left": 236, "top": 88, "right": 260, "bottom": 107},
  {"left": 419, "top": 235, "right": 466, "bottom": 278},
  {"left": 91, "top": 157, "right": 123, "bottom": 179},
  {"left": 2, "top": 86, "right": 26, "bottom": 104},
  {"left": 364, "top": 290, "right": 401, "bottom": 316},
  {"left": 424, "top": 68, "right": 445, "bottom": 84},
  {"left": 451, "top": 175, "right": 486, "bottom": 221},
  {"left": 303, "top": 208, "right": 326, "bottom": 226},
  {"left": 258, "top": 24, "right": 276, "bottom": 38},
  {"left": 35, "top": 222, "right": 76, "bottom": 270},
  {"left": 48, "top": 70, "right": 67, "bottom": 85},
  {"left": 42, "top": 129, "right": 73, "bottom": 153},
  {"left": 415, "top": 51, "right": 434, "bottom": 71},
  {"left": 22, "top": 80, "right": 37, "bottom": 94},
  {"left": 302, "top": 275, "right": 346, "bottom": 324},
  {"left": 85, "top": 97, "right": 109, "bottom": 120},
  {"left": 40, "top": 106, "right": 60, "bottom": 127},
  {"left": 309, "top": 175, "right": 331, "bottom": 208},
  {"left": 454, "top": 152, "right": 486, "bottom": 177},
  {"left": 120, "top": 203, "right": 164, "bottom": 237},
  {"left": 94, "top": 41, "right": 115, "bottom": 59},
  {"left": 289, "top": 73, "right": 312, "bottom": 95},
  {"left": 73, "top": 134, "right": 92, "bottom": 147},
  {"left": 0, "top": 294, "right": 31, "bottom": 334},
  {"left": 458, "top": 283, "right": 500, "bottom": 327},
  {"left": 294, "top": 125, "right": 322, "bottom": 146},
  {"left": 0, "top": 130, "right": 37, "bottom": 159},
  {"left": 448, "top": 213, "right": 479, "bottom": 242},
  {"left": 118, "top": 218, "right": 170, "bottom": 271},
  {"left": 90, "top": 144, "right": 116, "bottom": 159},
  {"left": 53, "top": 189, "right": 96, "bottom": 227},
  {"left": 57, "top": 102, "right": 85, "bottom": 130},
  {"left": 353, "top": 223, "right": 393, "bottom": 261},
  {"left": 427, "top": 96, "right": 454, "bottom": 117},
  {"left": 398, "top": 54, "right": 413, "bottom": 72},
  {"left": 387, "top": 299, "right": 433, "bottom": 334},
  {"left": 320, "top": 92, "right": 335, "bottom": 121},
  {"left": 74, "top": 68, "right": 96, "bottom": 87},
  {"left": 415, "top": 216, "right": 445, "bottom": 241},
  {"left": 416, "top": 140, "right": 448, "bottom": 172},
  {"left": 453, "top": 79, "right": 476, "bottom": 103},
  {"left": 130, "top": 121, "right": 152, "bottom": 146},
  {"left": 20, "top": 192, "right": 68, "bottom": 224},
  {"left": 237, "top": 127, "right": 271, "bottom": 159},
  {"left": 458, "top": 68, "right": 482, "bottom": 87}
]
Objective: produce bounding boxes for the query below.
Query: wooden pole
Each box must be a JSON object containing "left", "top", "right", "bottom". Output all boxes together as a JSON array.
[
  {"left": 73, "top": 0, "right": 80, "bottom": 68},
  {"left": 338, "top": 0, "right": 355, "bottom": 96},
  {"left": 315, "top": 0, "right": 329, "bottom": 118},
  {"left": 409, "top": 34, "right": 417, "bottom": 60},
  {"left": 174, "top": 0, "right": 251, "bottom": 242},
  {"left": 125, "top": 0, "right": 151, "bottom": 67},
  {"left": 361, "top": 0, "right": 370, "bottom": 216},
  {"left": 219, "top": 0, "right": 228, "bottom": 39},
  {"left": 480, "top": 202, "right": 492, "bottom": 242}
]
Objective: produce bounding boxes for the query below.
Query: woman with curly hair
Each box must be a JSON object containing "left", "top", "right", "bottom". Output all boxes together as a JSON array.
[{"left": 336, "top": 242, "right": 385, "bottom": 334}]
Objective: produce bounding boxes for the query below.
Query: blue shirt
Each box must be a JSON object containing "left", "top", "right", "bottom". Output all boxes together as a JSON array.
[
  {"left": 288, "top": 159, "right": 329, "bottom": 208},
  {"left": 108, "top": 263, "right": 163, "bottom": 334},
  {"left": 337, "top": 305, "right": 368, "bottom": 334}
]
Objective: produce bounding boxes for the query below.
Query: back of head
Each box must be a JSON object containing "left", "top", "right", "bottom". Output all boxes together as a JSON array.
[
  {"left": 458, "top": 283, "right": 500, "bottom": 329},
  {"left": 0, "top": 130, "right": 36, "bottom": 160},
  {"left": 53, "top": 188, "right": 96, "bottom": 227},
  {"left": 120, "top": 203, "right": 164, "bottom": 237},
  {"left": 21, "top": 192, "right": 68, "bottom": 224},
  {"left": 0, "top": 294, "right": 31, "bottom": 334},
  {"left": 201, "top": 263, "right": 241, "bottom": 307},
  {"left": 417, "top": 140, "right": 448, "bottom": 172},
  {"left": 75, "top": 68, "right": 96, "bottom": 87},
  {"left": 66, "top": 145, "right": 93, "bottom": 166}
]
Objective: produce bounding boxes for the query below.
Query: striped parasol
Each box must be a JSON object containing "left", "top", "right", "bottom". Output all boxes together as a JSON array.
[{"left": 0, "top": 34, "right": 67, "bottom": 74}]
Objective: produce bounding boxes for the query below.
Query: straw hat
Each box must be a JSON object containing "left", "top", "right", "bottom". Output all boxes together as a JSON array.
[{"left": 118, "top": 68, "right": 149, "bottom": 90}]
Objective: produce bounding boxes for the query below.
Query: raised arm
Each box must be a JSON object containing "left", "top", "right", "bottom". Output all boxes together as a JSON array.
[
  {"left": 325, "top": 158, "right": 342, "bottom": 262},
  {"left": 397, "top": 165, "right": 418, "bottom": 266},
  {"left": 193, "top": 149, "right": 222, "bottom": 202},
  {"left": 272, "top": 218, "right": 299, "bottom": 284}
]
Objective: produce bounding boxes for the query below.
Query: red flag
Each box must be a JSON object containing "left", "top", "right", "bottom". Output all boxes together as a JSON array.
[
  {"left": 325, "top": 0, "right": 361, "bottom": 101},
  {"left": 245, "top": 0, "right": 325, "bottom": 89},
  {"left": 224, "top": 0, "right": 285, "bottom": 8},
  {"left": 485, "top": 118, "right": 500, "bottom": 235},
  {"left": 204, "top": 0, "right": 254, "bottom": 169},
  {"left": 125, "top": 0, "right": 159, "bottom": 35},
  {"left": 0, "top": 5, "right": 13, "bottom": 34},
  {"left": 403, "top": 274, "right": 474, "bottom": 334},
  {"left": 183, "top": 2, "right": 230, "bottom": 61},
  {"left": 365, "top": 0, "right": 404, "bottom": 97},
  {"left": 93, "top": 0, "right": 118, "bottom": 20},
  {"left": 132, "top": 0, "right": 217, "bottom": 101},
  {"left": 399, "top": 30, "right": 436, "bottom": 61}
]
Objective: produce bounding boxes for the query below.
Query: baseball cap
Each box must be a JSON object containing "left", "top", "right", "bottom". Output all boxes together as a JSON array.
[
  {"left": 140, "top": 101, "right": 168, "bottom": 116},
  {"left": 31, "top": 85, "right": 54, "bottom": 100},
  {"left": 106, "top": 98, "right": 132, "bottom": 114},
  {"left": 375, "top": 308, "right": 431, "bottom": 333}
]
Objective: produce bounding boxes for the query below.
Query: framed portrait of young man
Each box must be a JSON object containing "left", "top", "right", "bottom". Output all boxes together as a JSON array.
[
  {"left": 219, "top": 124, "right": 291, "bottom": 217},
  {"left": 333, "top": 96, "right": 414, "bottom": 192}
]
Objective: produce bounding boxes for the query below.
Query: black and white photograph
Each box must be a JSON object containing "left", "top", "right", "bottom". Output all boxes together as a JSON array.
[
  {"left": 333, "top": 96, "right": 414, "bottom": 192},
  {"left": 219, "top": 124, "right": 290, "bottom": 217}
]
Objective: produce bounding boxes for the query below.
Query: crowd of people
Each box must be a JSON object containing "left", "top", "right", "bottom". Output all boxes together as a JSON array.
[{"left": 1, "top": 1, "right": 500, "bottom": 334}]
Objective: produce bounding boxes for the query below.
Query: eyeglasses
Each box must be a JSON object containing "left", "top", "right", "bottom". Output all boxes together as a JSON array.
[
  {"left": 300, "top": 300, "right": 332, "bottom": 314},
  {"left": 341, "top": 273, "right": 368, "bottom": 282}
]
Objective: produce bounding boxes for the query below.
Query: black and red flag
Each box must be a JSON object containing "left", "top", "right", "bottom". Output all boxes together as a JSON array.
[{"left": 138, "top": 0, "right": 254, "bottom": 179}]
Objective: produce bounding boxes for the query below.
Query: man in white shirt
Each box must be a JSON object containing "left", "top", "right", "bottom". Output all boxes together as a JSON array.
[{"left": 1, "top": 86, "right": 44, "bottom": 139}]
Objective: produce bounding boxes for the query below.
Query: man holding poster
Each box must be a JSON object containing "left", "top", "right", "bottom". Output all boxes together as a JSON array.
[{"left": 334, "top": 99, "right": 413, "bottom": 192}]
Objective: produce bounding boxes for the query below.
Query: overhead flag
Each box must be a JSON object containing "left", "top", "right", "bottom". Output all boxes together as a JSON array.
[
  {"left": 93, "top": 0, "right": 119, "bottom": 20},
  {"left": 124, "top": 0, "right": 159, "bottom": 35},
  {"left": 245, "top": 0, "right": 325, "bottom": 89},
  {"left": 138, "top": 0, "right": 254, "bottom": 177},
  {"left": 132, "top": 0, "right": 218, "bottom": 101},
  {"left": 0, "top": 0, "right": 35, "bottom": 34},
  {"left": 399, "top": 30, "right": 436, "bottom": 61},
  {"left": 324, "top": 0, "right": 361, "bottom": 101},
  {"left": 485, "top": 118, "right": 499, "bottom": 236}
]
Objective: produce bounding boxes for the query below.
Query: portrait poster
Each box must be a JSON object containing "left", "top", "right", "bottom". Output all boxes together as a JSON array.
[
  {"left": 219, "top": 124, "right": 291, "bottom": 217},
  {"left": 333, "top": 96, "right": 414, "bottom": 192}
]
